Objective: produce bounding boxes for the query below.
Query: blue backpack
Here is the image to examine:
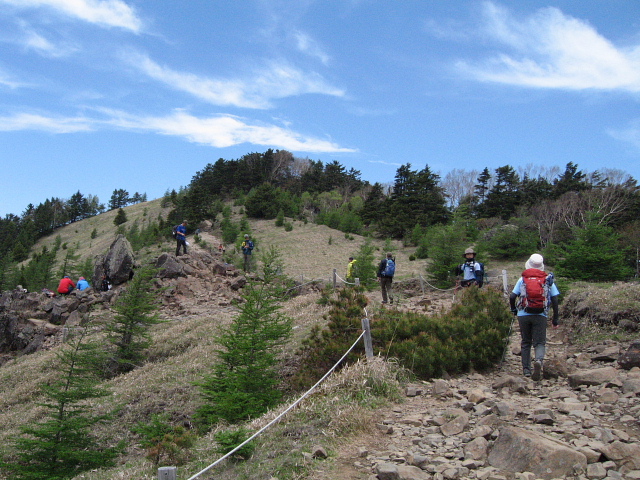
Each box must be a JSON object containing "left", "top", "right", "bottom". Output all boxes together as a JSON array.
[{"left": 383, "top": 258, "right": 395, "bottom": 277}]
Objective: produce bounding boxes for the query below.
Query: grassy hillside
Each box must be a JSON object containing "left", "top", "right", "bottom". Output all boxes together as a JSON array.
[
  {"left": 1, "top": 200, "right": 562, "bottom": 480},
  {"left": 27, "top": 198, "right": 433, "bottom": 285}
]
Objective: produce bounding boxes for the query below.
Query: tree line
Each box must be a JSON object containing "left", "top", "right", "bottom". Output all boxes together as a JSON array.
[
  {"left": 163, "top": 150, "right": 638, "bottom": 281},
  {"left": 0, "top": 189, "right": 147, "bottom": 270}
]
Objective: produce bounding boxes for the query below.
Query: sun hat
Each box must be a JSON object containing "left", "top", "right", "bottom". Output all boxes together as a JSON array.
[
  {"left": 244, "top": 234, "right": 249, "bottom": 238},
  {"left": 525, "top": 253, "right": 545, "bottom": 271},
  {"left": 463, "top": 248, "right": 476, "bottom": 257}
]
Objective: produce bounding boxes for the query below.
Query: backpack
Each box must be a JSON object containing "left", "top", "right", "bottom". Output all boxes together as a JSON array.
[
  {"left": 518, "top": 268, "right": 553, "bottom": 314},
  {"left": 172, "top": 225, "right": 179, "bottom": 238},
  {"left": 475, "top": 262, "right": 485, "bottom": 287},
  {"left": 382, "top": 258, "right": 395, "bottom": 277}
]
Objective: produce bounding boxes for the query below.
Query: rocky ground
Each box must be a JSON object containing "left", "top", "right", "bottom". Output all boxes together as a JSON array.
[
  {"left": 309, "top": 308, "right": 640, "bottom": 480},
  {"left": 2, "top": 234, "right": 640, "bottom": 480}
]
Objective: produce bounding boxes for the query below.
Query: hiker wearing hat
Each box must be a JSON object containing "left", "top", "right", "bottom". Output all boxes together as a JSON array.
[
  {"left": 455, "top": 248, "right": 484, "bottom": 288},
  {"left": 241, "top": 233, "right": 254, "bottom": 272},
  {"left": 509, "top": 253, "right": 560, "bottom": 381},
  {"left": 175, "top": 220, "right": 188, "bottom": 256}
]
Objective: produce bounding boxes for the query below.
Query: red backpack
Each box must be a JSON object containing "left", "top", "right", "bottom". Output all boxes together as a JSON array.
[{"left": 518, "top": 268, "right": 550, "bottom": 314}]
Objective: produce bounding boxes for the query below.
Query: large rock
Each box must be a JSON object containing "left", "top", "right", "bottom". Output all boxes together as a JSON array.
[
  {"left": 156, "top": 253, "right": 186, "bottom": 279},
  {"left": 93, "top": 234, "right": 135, "bottom": 286},
  {"left": 567, "top": 366, "right": 619, "bottom": 388},
  {"left": 488, "top": 426, "right": 587, "bottom": 479},
  {"left": 599, "top": 441, "right": 640, "bottom": 470},
  {"left": 618, "top": 341, "right": 640, "bottom": 370}
]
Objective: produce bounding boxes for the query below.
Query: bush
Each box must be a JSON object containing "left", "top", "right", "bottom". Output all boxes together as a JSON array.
[
  {"left": 292, "top": 286, "right": 511, "bottom": 388},
  {"left": 214, "top": 428, "right": 255, "bottom": 461},
  {"left": 481, "top": 225, "right": 538, "bottom": 260}
]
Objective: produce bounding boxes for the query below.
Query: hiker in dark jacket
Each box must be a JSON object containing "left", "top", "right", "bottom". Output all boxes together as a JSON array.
[
  {"left": 175, "top": 220, "right": 188, "bottom": 256},
  {"left": 377, "top": 252, "right": 395, "bottom": 304}
]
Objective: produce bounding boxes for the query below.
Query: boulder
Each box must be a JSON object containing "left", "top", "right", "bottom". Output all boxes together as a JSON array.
[
  {"left": 488, "top": 426, "right": 587, "bottom": 479},
  {"left": 93, "top": 234, "right": 135, "bottom": 286},
  {"left": 568, "top": 367, "right": 619, "bottom": 388},
  {"left": 618, "top": 342, "right": 640, "bottom": 370},
  {"left": 156, "top": 253, "right": 186, "bottom": 279}
]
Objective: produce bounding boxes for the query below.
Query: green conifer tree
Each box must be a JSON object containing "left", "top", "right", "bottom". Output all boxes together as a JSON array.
[
  {"left": 0, "top": 327, "right": 121, "bottom": 480},
  {"left": 103, "top": 267, "right": 160, "bottom": 377},
  {"left": 195, "top": 247, "right": 292, "bottom": 428}
]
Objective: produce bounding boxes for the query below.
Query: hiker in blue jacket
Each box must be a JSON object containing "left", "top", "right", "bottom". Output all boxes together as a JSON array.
[
  {"left": 76, "top": 277, "right": 90, "bottom": 291},
  {"left": 377, "top": 252, "right": 395, "bottom": 305},
  {"left": 175, "top": 220, "right": 188, "bottom": 256},
  {"left": 455, "top": 248, "right": 484, "bottom": 288}
]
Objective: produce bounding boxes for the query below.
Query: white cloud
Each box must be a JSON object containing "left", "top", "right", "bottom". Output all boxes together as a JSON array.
[
  {"left": 292, "top": 30, "right": 331, "bottom": 65},
  {"left": 458, "top": 2, "right": 640, "bottom": 92},
  {"left": 108, "top": 110, "right": 355, "bottom": 152},
  {"left": 0, "top": 0, "right": 142, "bottom": 32},
  {"left": 21, "top": 28, "right": 77, "bottom": 57},
  {"left": 608, "top": 121, "right": 640, "bottom": 150},
  {"left": 124, "top": 51, "right": 345, "bottom": 109},
  {"left": 0, "top": 113, "right": 92, "bottom": 132},
  {"left": 0, "top": 108, "right": 355, "bottom": 153}
]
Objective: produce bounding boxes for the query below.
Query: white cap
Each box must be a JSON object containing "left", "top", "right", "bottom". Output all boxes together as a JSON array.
[{"left": 525, "top": 253, "right": 545, "bottom": 271}]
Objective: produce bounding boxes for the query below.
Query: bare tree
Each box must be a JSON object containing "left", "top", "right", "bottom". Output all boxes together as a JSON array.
[{"left": 441, "top": 169, "right": 479, "bottom": 208}]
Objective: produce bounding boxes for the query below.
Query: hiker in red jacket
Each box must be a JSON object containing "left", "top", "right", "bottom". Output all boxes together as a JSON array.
[{"left": 57, "top": 276, "right": 76, "bottom": 295}]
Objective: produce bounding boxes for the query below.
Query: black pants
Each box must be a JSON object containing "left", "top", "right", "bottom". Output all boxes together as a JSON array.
[{"left": 176, "top": 238, "right": 187, "bottom": 255}]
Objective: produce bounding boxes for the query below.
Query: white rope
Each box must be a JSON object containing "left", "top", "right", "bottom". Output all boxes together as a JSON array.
[
  {"left": 334, "top": 272, "right": 358, "bottom": 285},
  {"left": 419, "top": 274, "right": 456, "bottom": 292},
  {"left": 186, "top": 330, "right": 366, "bottom": 480}
]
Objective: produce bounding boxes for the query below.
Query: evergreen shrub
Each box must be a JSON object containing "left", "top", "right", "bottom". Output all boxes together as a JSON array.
[{"left": 292, "top": 287, "right": 511, "bottom": 389}]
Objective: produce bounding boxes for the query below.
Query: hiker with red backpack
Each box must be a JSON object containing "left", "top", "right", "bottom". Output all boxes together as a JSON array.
[{"left": 509, "top": 253, "right": 560, "bottom": 381}]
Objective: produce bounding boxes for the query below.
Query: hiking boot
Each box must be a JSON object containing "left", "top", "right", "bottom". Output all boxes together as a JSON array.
[{"left": 532, "top": 360, "right": 543, "bottom": 381}]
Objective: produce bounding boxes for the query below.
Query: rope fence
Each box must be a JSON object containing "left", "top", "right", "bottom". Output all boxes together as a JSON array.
[{"left": 158, "top": 310, "right": 374, "bottom": 480}]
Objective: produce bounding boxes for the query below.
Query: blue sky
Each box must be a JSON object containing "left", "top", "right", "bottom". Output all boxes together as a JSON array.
[{"left": 2, "top": 0, "right": 640, "bottom": 216}]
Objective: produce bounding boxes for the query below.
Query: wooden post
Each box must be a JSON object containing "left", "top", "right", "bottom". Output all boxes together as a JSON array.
[
  {"left": 355, "top": 278, "right": 360, "bottom": 286},
  {"left": 361, "top": 317, "right": 373, "bottom": 359},
  {"left": 333, "top": 268, "right": 337, "bottom": 289},
  {"left": 502, "top": 269, "right": 508, "bottom": 295},
  {"left": 419, "top": 275, "right": 425, "bottom": 296},
  {"left": 158, "top": 466, "right": 177, "bottom": 480}
]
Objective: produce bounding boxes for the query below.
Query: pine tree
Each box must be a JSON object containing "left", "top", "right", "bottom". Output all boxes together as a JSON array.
[
  {"left": 0, "top": 326, "right": 121, "bottom": 480},
  {"left": 195, "top": 247, "right": 292, "bottom": 428},
  {"left": 103, "top": 267, "right": 160, "bottom": 377},
  {"left": 113, "top": 208, "right": 127, "bottom": 226}
]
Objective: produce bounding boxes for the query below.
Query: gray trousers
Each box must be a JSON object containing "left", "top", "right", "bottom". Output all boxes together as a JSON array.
[
  {"left": 380, "top": 276, "right": 393, "bottom": 303},
  {"left": 518, "top": 314, "right": 547, "bottom": 374}
]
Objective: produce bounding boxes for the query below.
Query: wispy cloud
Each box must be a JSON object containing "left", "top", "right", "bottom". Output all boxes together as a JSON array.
[
  {"left": 0, "top": 0, "right": 142, "bottom": 32},
  {"left": 0, "top": 113, "right": 92, "bottom": 132},
  {"left": 107, "top": 109, "right": 355, "bottom": 152},
  {"left": 0, "top": 108, "right": 355, "bottom": 153},
  {"left": 608, "top": 121, "right": 640, "bottom": 150},
  {"left": 292, "top": 30, "right": 331, "bottom": 65},
  {"left": 0, "top": 69, "right": 25, "bottom": 89},
  {"left": 123, "top": 51, "right": 345, "bottom": 109},
  {"left": 457, "top": 2, "right": 640, "bottom": 92},
  {"left": 20, "top": 26, "right": 77, "bottom": 57}
]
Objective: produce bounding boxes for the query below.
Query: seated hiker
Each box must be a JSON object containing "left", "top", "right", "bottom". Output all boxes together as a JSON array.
[
  {"left": 76, "top": 277, "right": 90, "bottom": 291},
  {"left": 455, "top": 248, "right": 484, "bottom": 287},
  {"left": 57, "top": 276, "right": 76, "bottom": 295}
]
